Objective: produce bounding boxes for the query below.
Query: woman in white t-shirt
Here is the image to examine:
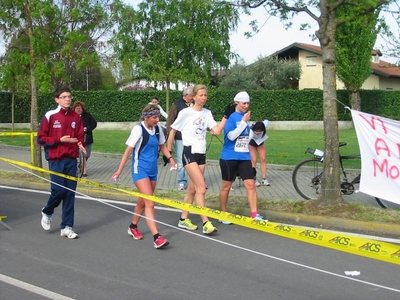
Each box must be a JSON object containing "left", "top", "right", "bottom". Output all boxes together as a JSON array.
[{"left": 166, "top": 84, "right": 226, "bottom": 235}]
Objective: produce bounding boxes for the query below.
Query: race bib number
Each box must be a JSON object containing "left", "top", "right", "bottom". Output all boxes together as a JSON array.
[
  {"left": 234, "top": 136, "right": 249, "bottom": 152},
  {"left": 191, "top": 137, "right": 206, "bottom": 154}
]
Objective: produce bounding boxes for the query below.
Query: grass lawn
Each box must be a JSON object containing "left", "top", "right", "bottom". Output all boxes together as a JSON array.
[{"left": 0, "top": 127, "right": 361, "bottom": 167}]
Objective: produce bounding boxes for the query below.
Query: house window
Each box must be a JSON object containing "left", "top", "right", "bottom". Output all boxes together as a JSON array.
[{"left": 306, "top": 56, "right": 317, "bottom": 66}]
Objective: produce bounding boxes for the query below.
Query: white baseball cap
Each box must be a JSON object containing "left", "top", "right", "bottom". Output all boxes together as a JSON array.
[{"left": 234, "top": 91, "right": 250, "bottom": 103}]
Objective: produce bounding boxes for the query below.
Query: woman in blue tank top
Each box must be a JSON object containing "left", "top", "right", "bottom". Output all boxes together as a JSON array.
[{"left": 112, "top": 104, "right": 176, "bottom": 249}]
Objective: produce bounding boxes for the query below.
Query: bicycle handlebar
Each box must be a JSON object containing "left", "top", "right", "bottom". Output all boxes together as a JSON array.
[{"left": 305, "top": 142, "right": 349, "bottom": 158}]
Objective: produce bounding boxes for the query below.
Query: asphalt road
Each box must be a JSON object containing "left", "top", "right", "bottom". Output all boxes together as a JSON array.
[{"left": 1, "top": 186, "right": 400, "bottom": 300}]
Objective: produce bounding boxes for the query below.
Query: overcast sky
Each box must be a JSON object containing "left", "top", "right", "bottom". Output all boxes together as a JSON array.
[{"left": 228, "top": 8, "right": 319, "bottom": 64}]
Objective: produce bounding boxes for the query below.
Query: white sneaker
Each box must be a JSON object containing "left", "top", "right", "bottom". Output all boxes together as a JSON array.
[
  {"left": 60, "top": 226, "right": 79, "bottom": 239},
  {"left": 254, "top": 179, "right": 260, "bottom": 187},
  {"left": 261, "top": 178, "right": 271, "bottom": 186},
  {"left": 41, "top": 209, "right": 52, "bottom": 231},
  {"left": 178, "top": 183, "right": 186, "bottom": 191}
]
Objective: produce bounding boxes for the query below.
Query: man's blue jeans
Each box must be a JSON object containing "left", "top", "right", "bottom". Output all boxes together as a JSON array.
[
  {"left": 175, "top": 139, "right": 187, "bottom": 186},
  {"left": 43, "top": 158, "right": 77, "bottom": 229}
]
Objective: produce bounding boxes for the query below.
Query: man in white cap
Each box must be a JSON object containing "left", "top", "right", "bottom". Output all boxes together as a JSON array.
[{"left": 218, "top": 91, "right": 265, "bottom": 224}]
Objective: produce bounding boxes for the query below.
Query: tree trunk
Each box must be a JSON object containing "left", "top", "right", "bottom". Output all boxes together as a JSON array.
[
  {"left": 27, "top": 2, "right": 42, "bottom": 168},
  {"left": 350, "top": 90, "right": 361, "bottom": 111},
  {"left": 11, "top": 92, "right": 15, "bottom": 131},
  {"left": 166, "top": 78, "right": 171, "bottom": 112},
  {"left": 30, "top": 71, "right": 42, "bottom": 168},
  {"left": 317, "top": 3, "right": 345, "bottom": 206}
]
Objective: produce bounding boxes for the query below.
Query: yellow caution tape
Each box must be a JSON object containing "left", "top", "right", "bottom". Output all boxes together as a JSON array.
[
  {"left": 0, "top": 132, "right": 35, "bottom": 137},
  {"left": 0, "top": 132, "right": 37, "bottom": 164},
  {"left": 1, "top": 156, "right": 400, "bottom": 265}
]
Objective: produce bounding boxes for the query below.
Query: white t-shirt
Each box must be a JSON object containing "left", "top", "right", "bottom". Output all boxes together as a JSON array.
[
  {"left": 171, "top": 107, "right": 217, "bottom": 154},
  {"left": 249, "top": 120, "right": 270, "bottom": 146}
]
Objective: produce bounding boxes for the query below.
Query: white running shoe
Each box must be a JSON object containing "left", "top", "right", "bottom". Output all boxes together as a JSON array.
[
  {"left": 41, "top": 209, "right": 52, "bottom": 231},
  {"left": 261, "top": 178, "right": 271, "bottom": 186},
  {"left": 60, "top": 226, "right": 79, "bottom": 239},
  {"left": 178, "top": 183, "right": 186, "bottom": 191}
]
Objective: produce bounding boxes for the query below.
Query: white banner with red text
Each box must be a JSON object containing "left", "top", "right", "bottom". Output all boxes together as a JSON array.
[{"left": 351, "top": 109, "right": 400, "bottom": 205}]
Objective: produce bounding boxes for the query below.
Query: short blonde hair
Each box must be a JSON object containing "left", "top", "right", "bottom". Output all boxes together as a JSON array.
[{"left": 193, "top": 84, "right": 207, "bottom": 96}]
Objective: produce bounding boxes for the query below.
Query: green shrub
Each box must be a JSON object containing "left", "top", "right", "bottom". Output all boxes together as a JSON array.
[{"left": 1, "top": 89, "right": 399, "bottom": 123}]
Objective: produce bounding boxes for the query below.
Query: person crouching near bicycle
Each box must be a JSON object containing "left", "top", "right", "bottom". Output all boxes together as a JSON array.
[
  {"left": 249, "top": 120, "right": 271, "bottom": 187},
  {"left": 218, "top": 91, "right": 265, "bottom": 225}
]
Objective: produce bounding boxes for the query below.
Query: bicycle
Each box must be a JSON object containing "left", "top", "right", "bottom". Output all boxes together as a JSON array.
[{"left": 291, "top": 142, "right": 390, "bottom": 209}]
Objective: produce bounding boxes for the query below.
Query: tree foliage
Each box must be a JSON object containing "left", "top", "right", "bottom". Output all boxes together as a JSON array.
[
  {"left": 111, "top": 0, "right": 239, "bottom": 109},
  {"left": 219, "top": 56, "right": 300, "bottom": 90},
  {"left": 0, "top": 0, "right": 115, "bottom": 93},
  {"left": 336, "top": 6, "right": 380, "bottom": 111},
  {"left": 0, "top": 0, "right": 116, "bottom": 166},
  {"left": 97, "top": 67, "right": 117, "bottom": 90},
  {"left": 218, "top": 61, "right": 260, "bottom": 90},
  {"left": 251, "top": 56, "right": 301, "bottom": 89}
]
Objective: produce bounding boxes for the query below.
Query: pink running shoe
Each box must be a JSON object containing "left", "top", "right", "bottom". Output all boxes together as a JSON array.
[
  {"left": 127, "top": 227, "right": 143, "bottom": 240},
  {"left": 153, "top": 235, "right": 169, "bottom": 249}
]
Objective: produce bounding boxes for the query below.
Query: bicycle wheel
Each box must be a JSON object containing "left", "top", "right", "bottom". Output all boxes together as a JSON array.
[
  {"left": 77, "top": 150, "right": 85, "bottom": 178},
  {"left": 292, "top": 158, "right": 323, "bottom": 200}
]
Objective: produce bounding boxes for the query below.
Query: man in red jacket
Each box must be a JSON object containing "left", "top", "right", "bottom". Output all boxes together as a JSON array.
[{"left": 37, "top": 86, "right": 86, "bottom": 239}]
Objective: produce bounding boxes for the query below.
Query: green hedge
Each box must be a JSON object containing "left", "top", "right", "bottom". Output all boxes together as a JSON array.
[{"left": 1, "top": 89, "right": 400, "bottom": 123}]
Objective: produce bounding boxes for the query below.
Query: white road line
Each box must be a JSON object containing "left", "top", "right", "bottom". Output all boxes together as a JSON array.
[{"left": 0, "top": 273, "right": 75, "bottom": 300}]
